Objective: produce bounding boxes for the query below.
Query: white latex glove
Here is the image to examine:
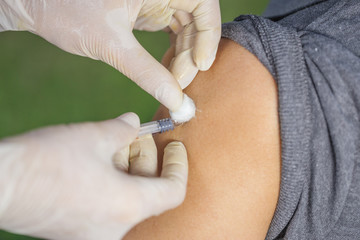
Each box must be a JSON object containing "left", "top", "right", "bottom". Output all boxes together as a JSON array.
[
  {"left": 0, "top": 0, "right": 221, "bottom": 111},
  {"left": 0, "top": 112, "right": 188, "bottom": 240}
]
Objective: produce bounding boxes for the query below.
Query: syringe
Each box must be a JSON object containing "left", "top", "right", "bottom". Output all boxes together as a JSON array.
[{"left": 138, "top": 118, "right": 176, "bottom": 137}]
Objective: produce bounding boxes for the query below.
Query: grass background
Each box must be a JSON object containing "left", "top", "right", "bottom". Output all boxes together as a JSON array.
[{"left": 0, "top": 0, "right": 268, "bottom": 239}]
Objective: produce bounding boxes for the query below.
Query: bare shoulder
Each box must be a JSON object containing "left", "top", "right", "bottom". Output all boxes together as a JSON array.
[{"left": 124, "top": 39, "right": 281, "bottom": 240}]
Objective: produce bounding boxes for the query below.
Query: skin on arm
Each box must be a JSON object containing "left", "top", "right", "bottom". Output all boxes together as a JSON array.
[{"left": 124, "top": 39, "right": 281, "bottom": 240}]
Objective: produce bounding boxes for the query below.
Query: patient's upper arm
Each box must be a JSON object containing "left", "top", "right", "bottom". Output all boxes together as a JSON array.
[{"left": 124, "top": 39, "right": 281, "bottom": 240}]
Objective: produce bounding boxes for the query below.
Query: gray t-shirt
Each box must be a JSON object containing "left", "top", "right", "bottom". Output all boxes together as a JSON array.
[
  {"left": 263, "top": 0, "right": 323, "bottom": 18},
  {"left": 221, "top": 0, "right": 360, "bottom": 239}
]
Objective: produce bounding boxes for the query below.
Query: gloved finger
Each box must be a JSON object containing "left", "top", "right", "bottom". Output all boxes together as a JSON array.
[
  {"left": 134, "top": 1, "right": 175, "bottom": 31},
  {"left": 97, "top": 33, "right": 183, "bottom": 112},
  {"left": 112, "top": 146, "right": 130, "bottom": 172},
  {"left": 169, "top": 31, "right": 177, "bottom": 48},
  {"left": 92, "top": 112, "right": 140, "bottom": 154},
  {"left": 161, "top": 32, "right": 177, "bottom": 68},
  {"left": 129, "top": 134, "right": 158, "bottom": 177},
  {"left": 161, "top": 44, "right": 176, "bottom": 68},
  {"left": 169, "top": 11, "right": 192, "bottom": 35},
  {"left": 173, "top": 10, "right": 193, "bottom": 26},
  {"left": 174, "top": 21, "right": 197, "bottom": 54},
  {"left": 169, "top": 49, "right": 198, "bottom": 89},
  {"left": 169, "top": 16, "right": 183, "bottom": 34},
  {"left": 169, "top": 22, "right": 199, "bottom": 89},
  {"left": 111, "top": 113, "right": 141, "bottom": 172},
  {"left": 136, "top": 141, "right": 188, "bottom": 218},
  {"left": 170, "top": 0, "right": 221, "bottom": 71}
]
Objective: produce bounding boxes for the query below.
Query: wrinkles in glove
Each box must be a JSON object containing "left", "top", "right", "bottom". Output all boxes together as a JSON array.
[
  {"left": 0, "top": 113, "right": 188, "bottom": 240},
  {"left": 0, "top": 0, "right": 221, "bottom": 111}
]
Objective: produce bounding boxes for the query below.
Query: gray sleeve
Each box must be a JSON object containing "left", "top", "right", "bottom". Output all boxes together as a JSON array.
[
  {"left": 221, "top": 1, "right": 360, "bottom": 239},
  {"left": 263, "top": 0, "right": 323, "bottom": 18}
]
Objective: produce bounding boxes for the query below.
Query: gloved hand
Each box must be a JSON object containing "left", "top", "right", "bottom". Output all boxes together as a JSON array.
[
  {"left": 0, "top": 112, "right": 188, "bottom": 240},
  {"left": 0, "top": 0, "right": 221, "bottom": 111}
]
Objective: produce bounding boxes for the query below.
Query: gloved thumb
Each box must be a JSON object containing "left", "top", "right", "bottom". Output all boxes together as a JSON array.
[
  {"left": 87, "top": 112, "right": 140, "bottom": 154},
  {"left": 97, "top": 33, "right": 183, "bottom": 112},
  {"left": 135, "top": 141, "right": 188, "bottom": 218}
]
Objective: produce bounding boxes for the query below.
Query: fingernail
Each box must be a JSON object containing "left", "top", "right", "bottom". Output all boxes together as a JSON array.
[
  {"left": 178, "top": 70, "right": 198, "bottom": 89},
  {"left": 165, "top": 141, "right": 187, "bottom": 154},
  {"left": 169, "top": 141, "right": 185, "bottom": 149},
  {"left": 117, "top": 112, "right": 140, "bottom": 129},
  {"left": 197, "top": 50, "right": 217, "bottom": 71}
]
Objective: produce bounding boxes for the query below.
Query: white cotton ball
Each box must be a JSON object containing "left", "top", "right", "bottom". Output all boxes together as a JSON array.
[{"left": 169, "top": 94, "right": 196, "bottom": 124}]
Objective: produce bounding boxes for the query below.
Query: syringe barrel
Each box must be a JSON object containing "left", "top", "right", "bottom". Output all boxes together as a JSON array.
[{"left": 138, "top": 118, "right": 175, "bottom": 136}]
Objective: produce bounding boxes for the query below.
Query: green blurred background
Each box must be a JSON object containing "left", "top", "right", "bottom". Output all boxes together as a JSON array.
[{"left": 0, "top": 1, "right": 267, "bottom": 239}]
